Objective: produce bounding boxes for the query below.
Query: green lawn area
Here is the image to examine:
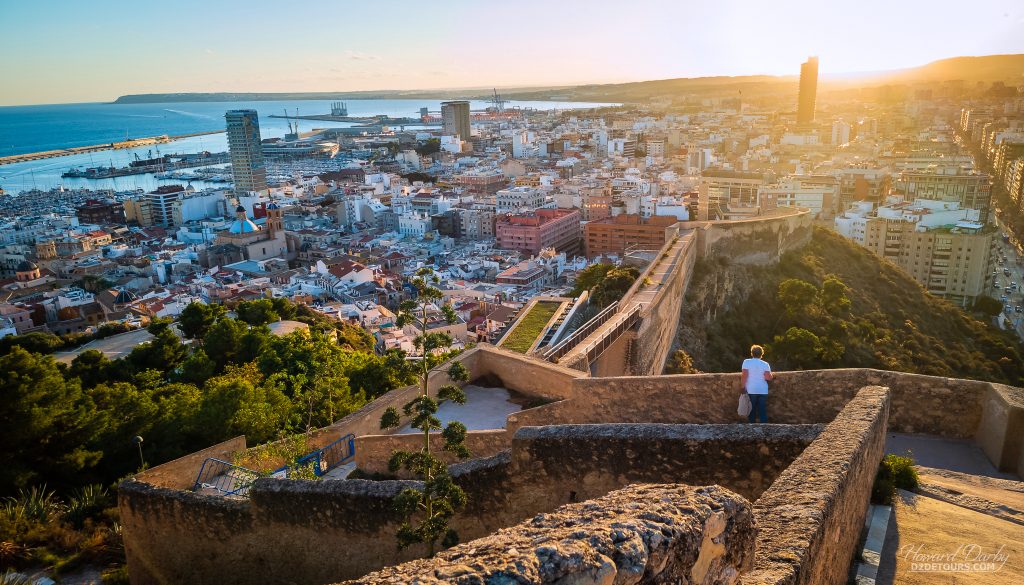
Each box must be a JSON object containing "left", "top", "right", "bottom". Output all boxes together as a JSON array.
[{"left": 500, "top": 301, "right": 561, "bottom": 354}]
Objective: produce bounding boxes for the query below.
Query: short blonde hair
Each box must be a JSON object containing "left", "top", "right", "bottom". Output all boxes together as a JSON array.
[{"left": 750, "top": 345, "right": 764, "bottom": 358}]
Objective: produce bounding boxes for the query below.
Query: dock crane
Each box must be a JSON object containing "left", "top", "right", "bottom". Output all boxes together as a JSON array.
[{"left": 489, "top": 88, "right": 507, "bottom": 113}]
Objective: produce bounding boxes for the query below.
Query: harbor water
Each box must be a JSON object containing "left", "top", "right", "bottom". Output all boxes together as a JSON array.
[{"left": 0, "top": 99, "right": 613, "bottom": 194}]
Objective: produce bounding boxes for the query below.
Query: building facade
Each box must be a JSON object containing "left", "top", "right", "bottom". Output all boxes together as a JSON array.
[
  {"left": 495, "top": 208, "right": 581, "bottom": 256},
  {"left": 441, "top": 101, "right": 471, "bottom": 142},
  {"left": 796, "top": 56, "right": 819, "bottom": 126},
  {"left": 583, "top": 214, "right": 679, "bottom": 259},
  {"left": 225, "top": 110, "right": 268, "bottom": 195}
]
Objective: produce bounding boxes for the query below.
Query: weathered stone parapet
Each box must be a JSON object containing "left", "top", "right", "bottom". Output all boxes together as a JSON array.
[
  {"left": 742, "top": 385, "right": 891, "bottom": 585},
  {"left": 511, "top": 423, "right": 822, "bottom": 502},
  {"left": 341, "top": 483, "right": 755, "bottom": 585}
]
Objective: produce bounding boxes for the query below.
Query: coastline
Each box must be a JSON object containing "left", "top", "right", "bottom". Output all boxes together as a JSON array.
[{"left": 0, "top": 130, "right": 225, "bottom": 167}]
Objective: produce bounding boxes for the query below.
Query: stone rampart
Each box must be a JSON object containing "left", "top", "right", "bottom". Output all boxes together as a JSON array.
[
  {"left": 354, "top": 429, "right": 509, "bottom": 476},
  {"left": 742, "top": 385, "right": 890, "bottom": 584},
  {"left": 120, "top": 421, "right": 817, "bottom": 584},
  {"left": 342, "top": 483, "right": 756, "bottom": 585},
  {"left": 679, "top": 207, "right": 813, "bottom": 264},
  {"left": 133, "top": 436, "right": 247, "bottom": 490},
  {"left": 508, "top": 368, "right": 991, "bottom": 449}
]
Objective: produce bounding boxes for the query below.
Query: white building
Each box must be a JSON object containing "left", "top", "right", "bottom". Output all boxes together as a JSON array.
[{"left": 496, "top": 187, "right": 546, "bottom": 214}]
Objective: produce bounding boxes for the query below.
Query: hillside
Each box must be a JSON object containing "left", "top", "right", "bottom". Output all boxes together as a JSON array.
[
  {"left": 674, "top": 227, "right": 1024, "bottom": 385},
  {"left": 112, "top": 54, "right": 1024, "bottom": 105}
]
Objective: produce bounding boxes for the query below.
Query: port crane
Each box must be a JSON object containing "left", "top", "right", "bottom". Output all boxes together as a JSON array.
[{"left": 489, "top": 88, "right": 507, "bottom": 113}]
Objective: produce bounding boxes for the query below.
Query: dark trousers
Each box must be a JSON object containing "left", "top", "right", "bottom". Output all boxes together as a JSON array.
[{"left": 748, "top": 394, "right": 768, "bottom": 423}]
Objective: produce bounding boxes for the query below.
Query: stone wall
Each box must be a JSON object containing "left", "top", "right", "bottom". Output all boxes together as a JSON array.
[
  {"left": 509, "top": 368, "right": 987, "bottom": 440},
  {"left": 679, "top": 207, "right": 813, "bottom": 265},
  {"left": 742, "top": 385, "right": 890, "bottom": 585},
  {"left": 354, "top": 430, "right": 509, "bottom": 476},
  {"left": 120, "top": 422, "right": 814, "bottom": 585},
  {"left": 505, "top": 423, "right": 820, "bottom": 505},
  {"left": 133, "top": 436, "right": 247, "bottom": 490},
  {"left": 342, "top": 483, "right": 756, "bottom": 585}
]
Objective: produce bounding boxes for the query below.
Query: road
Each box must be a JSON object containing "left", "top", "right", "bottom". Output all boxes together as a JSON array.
[
  {"left": 990, "top": 212, "right": 1024, "bottom": 340},
  {"left": 54, "top": 328, "right": 154, "bottom": 365}
]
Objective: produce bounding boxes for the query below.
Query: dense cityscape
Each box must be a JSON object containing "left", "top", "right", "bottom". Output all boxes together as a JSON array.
[{"left": 2, "top": 2, "right": 1024, "bottom": 583}]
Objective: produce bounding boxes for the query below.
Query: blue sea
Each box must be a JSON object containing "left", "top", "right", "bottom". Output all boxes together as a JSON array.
[{"left": 0, "top": 99, "right": 612, "bottom": 194}]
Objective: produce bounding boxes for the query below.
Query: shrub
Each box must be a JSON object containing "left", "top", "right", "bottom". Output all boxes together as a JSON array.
[{"left": 871, "top": 453, "right": 919, "bottom": 505}]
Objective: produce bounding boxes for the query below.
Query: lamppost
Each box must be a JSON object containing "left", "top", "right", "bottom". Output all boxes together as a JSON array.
[{"left": 132, "top": 435, "right": 145, "bottom": 469}]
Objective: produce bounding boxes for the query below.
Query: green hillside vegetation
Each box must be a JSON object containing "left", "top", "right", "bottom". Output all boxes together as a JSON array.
[
  {"left": 0, "top": 297, "right": 426, "bottom": 576},
  {"left": 673, "top": 228, "right": 1024, "bottom": 385}
]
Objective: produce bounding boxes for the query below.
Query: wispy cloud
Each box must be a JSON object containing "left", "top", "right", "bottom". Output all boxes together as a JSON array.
[{"left": 342, "top": 50, "right": 380, "bottom": 61}]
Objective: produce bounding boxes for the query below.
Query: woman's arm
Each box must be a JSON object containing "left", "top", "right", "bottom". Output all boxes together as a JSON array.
[{"left": 741, "top": 368, "right": 749, "bottom": 388}]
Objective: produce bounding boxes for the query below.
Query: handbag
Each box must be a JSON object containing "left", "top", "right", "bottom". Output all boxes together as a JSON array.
[{"left": 737, "top": 393, "right": 752, "bottom": 417}]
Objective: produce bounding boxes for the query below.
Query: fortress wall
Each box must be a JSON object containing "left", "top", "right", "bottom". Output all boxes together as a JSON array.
[
  {"left": 120, "top": 423, "right": 815, "bottom": 585},
  {"left": 354, "top": 429, "right": 509, "bottom": 476},
  {"left": 342, "top": 484, "right": 756, "bottom": 585},
  {"left": 505, "top": 423, "right": 820, "bottom": 506},
  {"left": 679, "top": 208, "right": 814, "bottom": 264},
  {"left": 630, "top": 234, "right": 698, "bottom": 375},
  {"left": 514, "top": 368, "right": 986, "bottom": 437},
  {"left": 133, "top": 436, "right": 247, "bottom": 490},
  {"left": 471, "top": 344, "right": 586, "bottom": 401},
  {"left": 743, "top": 385, "right": 890, "bottom": 585}
]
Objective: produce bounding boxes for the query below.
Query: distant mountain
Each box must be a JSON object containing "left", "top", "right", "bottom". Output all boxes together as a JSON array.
[
  {"left": 112, "top": 54, "right": 1023, "bottom": 105},
  {"left": 886, "top": 54, "right": 1024, "bottom": 84}
]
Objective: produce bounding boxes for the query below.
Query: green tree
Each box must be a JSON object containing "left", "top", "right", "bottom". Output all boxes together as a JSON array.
[
  {"left": 197, "top": 364, "right": 290, "bottom": 444},
  {"left": 771, "top": 327, "right": 822, "bottom": 369},
  {"left": 570, "top": 263, "right": 613, "bottom": 297},
  {"left": 974, "top": 296, "right": 1003, "bottom": 317},
  {"left": 0, "top": 348, "right": 102, "bottom": 491},
  {"left": 69, "top": 349, "right": 116, "bottom": 389},
  {"left": 178, "top": 302, "right": 226, "bottom": 340},
  {"left": 269, "top": 297, "right": 298, "bottom": 321},
  {"left": 176, "top": 349, "right": 217, "bottom": 385},
  {"left": 125, "top": 319, "right": 187, "bottom": 374},
  {"left": 591, "top": 266, "right": 640, "bottom": 308},
  {"left": 203, "top": 317, "right": 249, "bottom": 369},
  {"left": 820, "top": 274, "right": 852, "bottom": 315},
  {"left": 379, "top": 267, "right": 471, "bottom": 555},
  {"left": 236, "top": 299, "right": 280, "bottom": 326},
  {"left": 0, "top": 331, "right": 64, "bottom": 356},
  {"left": 778, "top": 279, "right": 819, "bottom": 316}
]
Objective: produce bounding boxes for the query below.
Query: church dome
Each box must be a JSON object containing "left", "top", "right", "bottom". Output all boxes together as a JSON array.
[
  {"left": 266, "top": 202, "right": 280, "bottom": 210},
  {"left": 229, "top": 218, "right": 261, "bottom": 234},
  {"left": 16, "top": 260, "right": 38, "bottom": 272},
  {"left": 235, "top": 204, "right": 246, "bottom": 213}
]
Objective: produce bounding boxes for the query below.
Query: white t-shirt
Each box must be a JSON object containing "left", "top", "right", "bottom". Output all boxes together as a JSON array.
[{"left": 742, "top": 358, "right": 771, "bottom": 394}]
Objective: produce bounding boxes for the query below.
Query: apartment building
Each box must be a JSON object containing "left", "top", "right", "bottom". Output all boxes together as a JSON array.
[
  {"left": 583, "top": 214, "right": 679, "bottom": 259},
  {"left": 895, "top": 166, "right": 991, "bottom": 223},
  {"left": 495, "top": 208, "right": 581, "bottom": 256},
  {"left": 759, "top": 175, "right": 840, "bottom": 219},
  {"left": 496, "top": 186, "right": 546, "bottom": 214},
  {"left": 836, "top": 200, "right": 994, "bottom": 302}
]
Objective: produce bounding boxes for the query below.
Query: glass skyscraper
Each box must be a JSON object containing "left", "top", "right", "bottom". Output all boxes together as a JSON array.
[{"left": 797, "top": 56, "right": 819, "bottom": 127}]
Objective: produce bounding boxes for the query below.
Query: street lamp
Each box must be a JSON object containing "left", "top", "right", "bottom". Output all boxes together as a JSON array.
[{"left": 132, "top": 435, "right": 145, "bottom": 469}]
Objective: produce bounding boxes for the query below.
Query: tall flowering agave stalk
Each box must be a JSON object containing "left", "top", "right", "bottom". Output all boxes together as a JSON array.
[{"left": 380, "top": 267, "right": 471, "bottom": 555}]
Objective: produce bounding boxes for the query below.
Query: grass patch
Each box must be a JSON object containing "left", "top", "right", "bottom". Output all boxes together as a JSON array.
[{"left": 500, "top": 302, "right": 561, "bottom": 354}]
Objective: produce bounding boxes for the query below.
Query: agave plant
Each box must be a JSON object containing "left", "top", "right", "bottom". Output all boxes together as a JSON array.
[{"left": 63, "top": 484, "right": 110, "bottom": 528}]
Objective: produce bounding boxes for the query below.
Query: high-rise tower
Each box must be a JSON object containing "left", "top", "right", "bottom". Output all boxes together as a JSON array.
[
  {"left": 225, "top": 110, "right": 267, "bottom": 195},
  {"left": 441, "top": 101, "right": 472, "bottom": 141},
  {"left": 796, "top": 56, "right": 819, "bottom": 126}
]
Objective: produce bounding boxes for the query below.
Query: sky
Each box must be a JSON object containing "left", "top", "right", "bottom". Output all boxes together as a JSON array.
[{"left": 1, "top": 0, "right": 1023, "bottom": 106}]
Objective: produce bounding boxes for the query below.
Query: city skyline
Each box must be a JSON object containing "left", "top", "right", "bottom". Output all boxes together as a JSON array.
[{"left": 1, "top": 0, "right": 1023, "bottom": 106}]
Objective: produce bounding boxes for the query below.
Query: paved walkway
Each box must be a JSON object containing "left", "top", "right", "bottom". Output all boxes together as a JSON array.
[
  {"left": 54, "top": 328, "right": 154, "bottom": 364},
  {"left": 397, "top": 385, "right": 522, "bottom": 434},
  {"left": 885, "top": 433, "right": 1017, "bottom": 480}
]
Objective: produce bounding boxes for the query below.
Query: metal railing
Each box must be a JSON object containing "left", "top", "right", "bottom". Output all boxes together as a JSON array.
[
  {"left": 192, "top": 458, "right": 261, "bottom": 497},
  {"left": 193, "top": 433, "right": 357, "bottom": 497},
  {"left": 541, "top": 301, "right": 620, "bottom": 361}
]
